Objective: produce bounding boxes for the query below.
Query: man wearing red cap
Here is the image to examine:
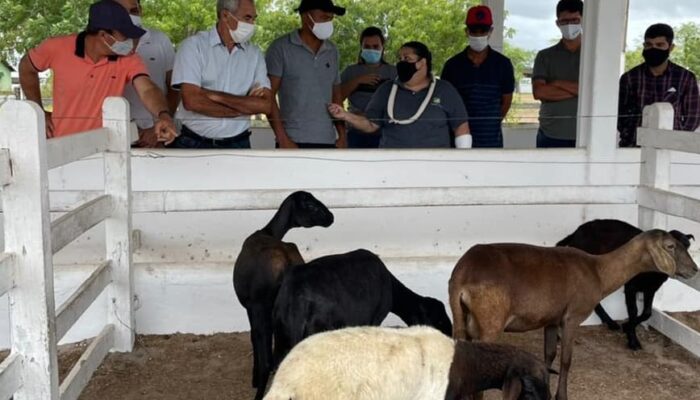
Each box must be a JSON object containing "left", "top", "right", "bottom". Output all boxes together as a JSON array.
[
  {"left": 18, "top": 0, "right": 177, "bottom": 144},
  {"left": 441, "top": 5, "right": 515, "bottom": 148}
]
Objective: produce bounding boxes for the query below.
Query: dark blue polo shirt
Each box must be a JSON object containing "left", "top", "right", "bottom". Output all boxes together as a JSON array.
[{"left": 441, "top": 47, "right": 515, "bottom": 148}]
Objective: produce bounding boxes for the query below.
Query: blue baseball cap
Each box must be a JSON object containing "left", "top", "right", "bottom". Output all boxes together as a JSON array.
[{"left": 87, "top": 0, "right": 146, "bottom": 39}]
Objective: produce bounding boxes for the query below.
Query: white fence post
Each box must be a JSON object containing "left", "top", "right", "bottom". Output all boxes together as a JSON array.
[
  {"left": 102, "top": 97, "right": 134, "bottom": 352},
  {"left": 638, "top": 103, "right": 674, "bottom": 231},
  {"left": 0, "top": 100, "right": 60, "bottom": 399}
]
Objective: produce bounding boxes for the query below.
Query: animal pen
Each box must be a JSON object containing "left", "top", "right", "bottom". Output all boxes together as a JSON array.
[{"left": 0, "top": 1, "right": 700, "bottom": 399}]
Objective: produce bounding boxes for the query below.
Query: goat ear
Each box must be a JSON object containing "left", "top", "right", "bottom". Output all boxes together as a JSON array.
[
  {"left": 502, "top": 376, "right": 523, "bottom": 400},
  {"left": 648, "top": 239, "right": 676, "bottom": 276}
]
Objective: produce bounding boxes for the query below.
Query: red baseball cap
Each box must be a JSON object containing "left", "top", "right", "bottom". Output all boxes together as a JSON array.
[{"left": 466, "top": 5, "right": 493, "bottom": 27}]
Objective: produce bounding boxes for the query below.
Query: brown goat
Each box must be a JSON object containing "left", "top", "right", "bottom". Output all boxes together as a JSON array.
[{"left": 448, "top": 229, "right": 698, "bottom": 400}]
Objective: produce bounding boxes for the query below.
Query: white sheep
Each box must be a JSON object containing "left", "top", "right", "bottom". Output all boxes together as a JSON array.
[{"left": 263, "top": 326, "right": 551, "bottom": 400}]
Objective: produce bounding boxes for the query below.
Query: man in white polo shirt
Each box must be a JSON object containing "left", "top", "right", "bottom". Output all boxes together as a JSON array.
[
  {"left": 170, "top": 0, "right": 272, "bottom": 149},
  {"left": 115, "top": 0, "right": 178, "bottom": 148}
]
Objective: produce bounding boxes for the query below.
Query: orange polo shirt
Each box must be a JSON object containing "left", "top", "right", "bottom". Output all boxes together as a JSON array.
[{"left": 28, "top": 33, "right": 149, "bottom": 137}]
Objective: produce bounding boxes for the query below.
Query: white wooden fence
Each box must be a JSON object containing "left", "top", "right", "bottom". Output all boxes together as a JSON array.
[
  {"left": 0, "top": 98, "right": 134, "bottom": 400},
  {"left": 637, "top": 103, "right": 700, "bottom": 357}
]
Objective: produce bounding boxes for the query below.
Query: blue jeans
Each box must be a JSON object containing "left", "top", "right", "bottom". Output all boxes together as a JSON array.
[{"left": 536, "top": 129, "right": 576, "bottom": 148}]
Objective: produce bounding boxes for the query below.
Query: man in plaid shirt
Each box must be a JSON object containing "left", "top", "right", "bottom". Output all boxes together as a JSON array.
[{"left": 618, "top": 23, "right": 700, "bottom": 147}]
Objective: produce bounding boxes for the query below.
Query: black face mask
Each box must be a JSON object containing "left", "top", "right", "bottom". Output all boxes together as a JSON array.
[
  {"left": 396, "top": 60, "right": 419, "bottom": 83},
  {"left": 643, "top": 48, "right": 670, "bottom": 68}
]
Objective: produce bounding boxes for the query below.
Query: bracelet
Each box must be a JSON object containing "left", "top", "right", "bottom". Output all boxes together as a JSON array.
[{"left": 158, "top": 110, "right": 172, "bottom": 118}]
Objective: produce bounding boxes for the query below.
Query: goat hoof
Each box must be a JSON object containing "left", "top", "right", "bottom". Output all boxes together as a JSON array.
[{"left": 627, "top": 340, "right": 643, "bottom": 351}]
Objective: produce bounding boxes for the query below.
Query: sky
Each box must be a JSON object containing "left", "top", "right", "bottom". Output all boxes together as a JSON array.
[{"left": 507, "top": 0, "right": 700, "bottom": 51}]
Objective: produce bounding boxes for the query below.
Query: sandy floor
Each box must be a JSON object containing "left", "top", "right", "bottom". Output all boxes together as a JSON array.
[
  {"left": 66, "top": 323, "right": 699, "bottom": 400},
  {"left": 2, "top": 318, "right": 698, "bottom": 400}
]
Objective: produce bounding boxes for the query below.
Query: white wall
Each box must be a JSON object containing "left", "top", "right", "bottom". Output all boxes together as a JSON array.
[{"left": 2, "top": 148, "right": 700, "bottom": 349}]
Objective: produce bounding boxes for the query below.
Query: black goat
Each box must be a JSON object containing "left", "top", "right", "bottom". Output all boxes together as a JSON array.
[
  {"left": 272, "top": 249, "right": 453, "bottom": 370},
  {"left": 233, "top": 191, "right": 333, "bottom": 400},
  {"left": 557, "top": 219, "right": 694, "bottom": 350}
]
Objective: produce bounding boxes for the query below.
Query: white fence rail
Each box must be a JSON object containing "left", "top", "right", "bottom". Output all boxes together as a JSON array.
[
  {"left": 0, "top": 98, "right": 132, "bottom": 399},
  {"left": 637, "top": 102, "right": 700, "bottom": 357}
]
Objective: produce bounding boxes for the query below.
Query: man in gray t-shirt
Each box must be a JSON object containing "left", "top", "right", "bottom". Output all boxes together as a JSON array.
[
  {"left": 532, "top": 0, "right": 583, "bottom": 148},
  {"left": 266, "top": 0, "right": 347, "bottom": 148}
]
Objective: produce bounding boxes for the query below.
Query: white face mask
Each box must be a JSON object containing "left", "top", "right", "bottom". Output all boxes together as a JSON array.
[
  {"left": 560, "top": 24, "right": 582, "bottom": 40},
  {"left": 227, "top": 13, "right": 256, "bottom": 44},
  {"left": 105, "top": 35, "right": 134, "bottom": 56},
  {"left": 469, "top": 35, "right": 489, "bottom": 52},
  {"left": 130, "top": 15, "right": 142, "bottom": 27},
  {"left": 310, "top": 15, "right": 334, "bottom": 40}
]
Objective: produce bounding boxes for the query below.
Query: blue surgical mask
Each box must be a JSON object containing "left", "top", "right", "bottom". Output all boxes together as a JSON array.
[
  {"left": 361, "top": 49, "right": 382, "bottom": 64},
  {"left": 105, "top": 35, "right": 134, "bottom": 56}
]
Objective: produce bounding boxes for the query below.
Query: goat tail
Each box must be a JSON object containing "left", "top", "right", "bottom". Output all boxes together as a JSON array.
[{"left": 449, "top": 288, "right": 471, "bottom": 341}]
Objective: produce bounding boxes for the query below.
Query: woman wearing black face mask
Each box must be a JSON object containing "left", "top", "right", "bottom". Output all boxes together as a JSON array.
[
  {"left": 617, "top": 23, "right": 700, "bottom": 148},
  {"left": 328, "top": 41, "right": 472, "bottom": 148}
]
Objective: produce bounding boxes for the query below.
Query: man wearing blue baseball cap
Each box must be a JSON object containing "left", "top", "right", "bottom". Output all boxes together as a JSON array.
[{"left": 19, "top": 0, "right": 177, "bottom": 144}]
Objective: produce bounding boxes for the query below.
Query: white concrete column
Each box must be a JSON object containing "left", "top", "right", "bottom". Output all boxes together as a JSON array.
[
  {"left": 577, "top": 0, "right": 628, "bottom": 158},
  {"left": 483, "top": 0, "right": 505, "bottom": 53}
]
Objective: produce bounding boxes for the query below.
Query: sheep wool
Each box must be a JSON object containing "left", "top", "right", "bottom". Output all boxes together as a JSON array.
[{"left": 263, "top": 326, "right": 454, "bottom": 400}]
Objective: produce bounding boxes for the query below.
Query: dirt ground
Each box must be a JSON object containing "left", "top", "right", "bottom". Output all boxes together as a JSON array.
[
  {"left": 2, "top": 319, "right": 698, "bottom": 400},
  {"left": 68, "top": 322, "right": 700, "bottom": 400}
]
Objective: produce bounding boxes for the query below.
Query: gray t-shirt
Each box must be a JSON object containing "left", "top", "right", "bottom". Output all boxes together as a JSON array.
[
  {"left": 266, "top": 31, "right": 341, "bottom": 145},
  {"left": 341, "top": 63, "right": 397, "bottom": 113},
  {"left": 365, "top": 79, "right": 469, "bottom": 148},
  {"left": 532, "top": 41, "right": 581, "bottom": 140}
]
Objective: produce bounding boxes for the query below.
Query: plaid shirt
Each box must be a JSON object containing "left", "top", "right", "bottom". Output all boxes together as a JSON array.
[{"left": 617, "top": 62, "right": 700, "bottom": 147}]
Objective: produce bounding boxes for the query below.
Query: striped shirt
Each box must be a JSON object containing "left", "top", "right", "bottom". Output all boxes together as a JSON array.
[{"left": 618, "top": 62, "right": 700, "bottom": 147}]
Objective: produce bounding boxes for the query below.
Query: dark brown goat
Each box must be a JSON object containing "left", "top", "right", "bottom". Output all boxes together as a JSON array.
[
  {"left": 448, "top": 230, "right": 698, "bottom": 400},
  {"left": 233, "top": 191, "right": 333, "bottom": 400}
]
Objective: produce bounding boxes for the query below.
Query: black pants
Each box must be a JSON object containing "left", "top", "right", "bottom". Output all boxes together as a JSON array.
[{"left": 169, "top": 125, "right": 252, "bottom": 149}]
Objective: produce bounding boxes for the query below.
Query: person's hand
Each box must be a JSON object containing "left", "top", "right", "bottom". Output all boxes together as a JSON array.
[
  {"left": 155, "top": 113, "right": 178, "bottom": 145},
  {"left": 44, "top": 110, "right": 55, "bottom": 138},
  {"left": 357, "top": 74, "right": 382, "bottom": 86},
  {"left": 278, "top": 136, "right": 298, "bottom": 149},
  {"left": 327, "top": 103, "right": 348, "bottom": 120},
  {"left": 136, "top": 127, "right": 163, "bottom": 148},
  {"left": 248, "top": 83, "right": 266, "bottom": 98}
]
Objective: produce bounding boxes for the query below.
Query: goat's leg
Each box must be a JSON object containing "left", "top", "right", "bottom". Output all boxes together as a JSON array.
[
  {"left": 624, "top": 290, "right": 654, "bottom": 350},
  {"left": 544, "top": 325, "right": 558, "bottom": 369},
  {"left": 248, "top": 303, "right": 274, "bottom": 400},
  {"left": 555, "top": 321, "right": 577, "bottom": 400},
  {"left": 621, "top": 289, "right": 643, "bottom": 350},
  {"left": 594, "top": 304, "right": 620, "bottom": 330},
  {"left": 449, "top": 290, "right": 470, "bottom": 340}
]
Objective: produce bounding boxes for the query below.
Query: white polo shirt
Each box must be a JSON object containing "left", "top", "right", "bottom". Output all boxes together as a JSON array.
[
  {"left": 123, "top": 28, "right": 175, "bottom": 129},
  {"left": 172, "top": 27, "right": 271, "bottom": 139}
]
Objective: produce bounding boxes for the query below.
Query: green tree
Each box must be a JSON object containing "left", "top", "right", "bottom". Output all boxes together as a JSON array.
[{"left": 673, "top": 22, "right": 700, "bottom": 77}]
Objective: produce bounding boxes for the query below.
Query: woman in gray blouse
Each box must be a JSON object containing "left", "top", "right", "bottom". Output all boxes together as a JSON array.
[
  {"left": 339, "top": 27, "right": 397, "bottom": 148},
  {"left": 330, "top": 41, "right": 472, "bottom": 149}
]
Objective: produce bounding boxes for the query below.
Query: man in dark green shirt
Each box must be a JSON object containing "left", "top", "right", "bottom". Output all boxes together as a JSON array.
[{"left": 532, "top": 0, "right": 583, "bottom": 148}]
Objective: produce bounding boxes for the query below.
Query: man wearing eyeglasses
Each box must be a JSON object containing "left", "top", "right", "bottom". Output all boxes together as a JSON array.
[
  {"left": 532, "top": 0, "right": 583, "bottom": 148},
  {"left": 18, "top": 0, "right": 177, "bottom": 143}
]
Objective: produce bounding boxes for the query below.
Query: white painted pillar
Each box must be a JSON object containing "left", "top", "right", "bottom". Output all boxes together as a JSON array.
[
  {"left": 483, "top": 0, "right": 505, "bottom": 53},
  {"left": 0, "top": 100, "right": 60, "bottom": 399},
  {"left": 638, "top": 103, "right": 673, "bottom": 231},
  {"left": 577, "top": 0, "right": 628, "bottom": 158},
  {"left": 103, "top": 97, "right": 135, "bottom": 352}
]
